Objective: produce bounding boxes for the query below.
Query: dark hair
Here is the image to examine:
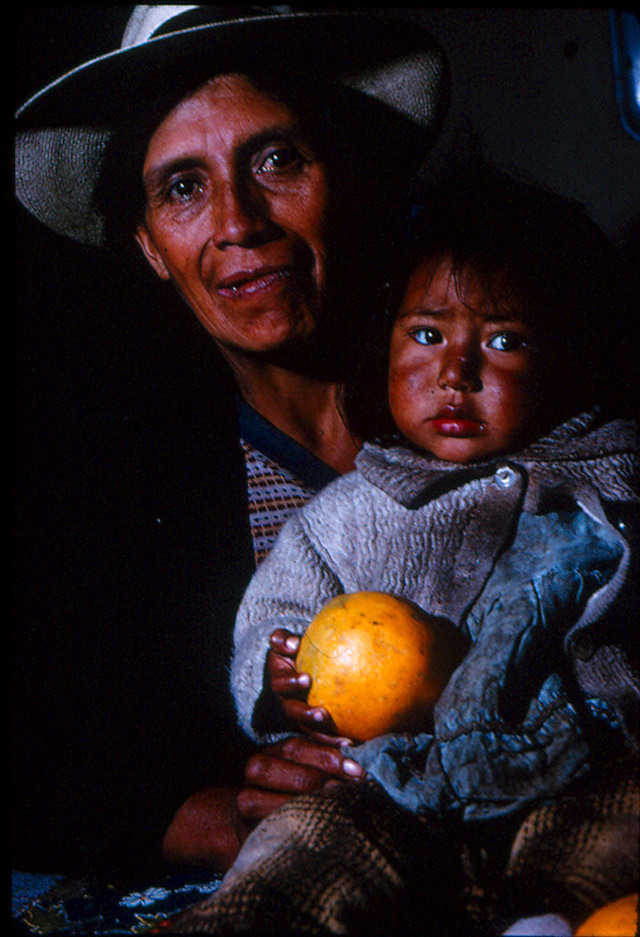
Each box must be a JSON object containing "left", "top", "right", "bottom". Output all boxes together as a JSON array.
[{"left": 342, "top": 158, "right": 636, "bottom": 443}]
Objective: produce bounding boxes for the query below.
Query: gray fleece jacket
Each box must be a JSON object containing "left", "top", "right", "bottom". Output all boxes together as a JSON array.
[{"left": 230, "top": 408, "right": 639, "bottom": 819}]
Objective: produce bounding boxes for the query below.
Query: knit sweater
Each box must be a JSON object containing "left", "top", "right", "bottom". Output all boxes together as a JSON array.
[
  {"left": 238, "top": 400, "right": 339, "bottom": 565},
  {"left": 230, "top": 408, "right": 639, "bottom": 817}
]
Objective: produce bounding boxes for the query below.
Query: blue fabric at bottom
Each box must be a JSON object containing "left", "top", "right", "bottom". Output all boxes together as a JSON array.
[
  {"left": 11, "top": 868, "right": 223, "bottom": 934},
  {"left": 11, "top": 872, "right": 67, "bottom": 917}
]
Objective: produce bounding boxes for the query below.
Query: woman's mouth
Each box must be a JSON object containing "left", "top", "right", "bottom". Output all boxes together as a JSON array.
[
  {"left": 429, "top": 407, "right": 486, "bottom": 437},
  {"left": 217, "top": 266, "right": 291, "bottom": 299}
]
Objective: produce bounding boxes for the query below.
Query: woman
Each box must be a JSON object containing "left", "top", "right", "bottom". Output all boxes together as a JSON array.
[{"left": 14, "top": 6, "right": 449, "bottom": 877}]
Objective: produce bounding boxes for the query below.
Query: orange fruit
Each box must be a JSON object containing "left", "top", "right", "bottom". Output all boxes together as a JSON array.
[
  {"left": 574, "top": 894, "right": 638, "bottom": 936},
  {"left": 296, "top": 591, "right": 468, "bottom": 742}
]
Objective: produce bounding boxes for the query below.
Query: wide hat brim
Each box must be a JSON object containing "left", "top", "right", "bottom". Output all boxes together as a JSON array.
[{"left": 15, "top": 8, "right": 449, "bottom": 246}]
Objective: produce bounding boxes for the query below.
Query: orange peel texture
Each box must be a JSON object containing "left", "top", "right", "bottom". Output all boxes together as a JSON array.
[{"left": 296, "top": 591, "right": 468, "bottom": 742}]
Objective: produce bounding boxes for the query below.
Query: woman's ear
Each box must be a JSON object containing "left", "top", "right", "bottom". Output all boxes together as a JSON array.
[{"left": 135, "top": 224, "right": 171, "bottom": 281}]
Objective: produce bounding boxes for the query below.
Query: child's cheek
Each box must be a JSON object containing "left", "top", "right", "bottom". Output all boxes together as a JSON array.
[
  {"left": 389, "top": 362, "right": 434, "bottom": 435},
  {"left": 405, "top": 368, "right": 430, "bottom": 396},
  {"left": 395, "top": 362, "right": 436, "bottom": 402}
]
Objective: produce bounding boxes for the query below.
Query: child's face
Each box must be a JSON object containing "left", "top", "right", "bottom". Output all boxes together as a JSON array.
[{"left": 388, "top": 256, "right": 545, "bottom": 463}]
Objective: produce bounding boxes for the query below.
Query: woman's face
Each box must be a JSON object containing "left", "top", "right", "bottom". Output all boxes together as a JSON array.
[
  {"left": 388, "top": 256, "right": 545, "bottom": 463},
  {"left": 135, "top": 74, "right": 330, "bottom": 358}
]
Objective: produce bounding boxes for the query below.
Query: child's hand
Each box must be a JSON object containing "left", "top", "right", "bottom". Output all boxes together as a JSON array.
[{"left": 268, "top": 628, "right": 347, "bottom": 744}]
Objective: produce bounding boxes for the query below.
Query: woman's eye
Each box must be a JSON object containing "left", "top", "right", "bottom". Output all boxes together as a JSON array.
[
  {"left": 254, "top": 144, "right": 306, "bottom": 175},
  {"left": 487, "top": 331, "right": 529, "bottom": 352},
  {"left": 410, "top": 326, "right": 443, "bottom": 346},
  {"left": 166, "top": 176, "right": 204, "bottom": 202}
]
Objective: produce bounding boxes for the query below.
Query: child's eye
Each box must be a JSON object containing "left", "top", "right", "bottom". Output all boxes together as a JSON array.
[
  {"left": 487, "top": 331, "right": 529, "bottom": 352},
  {"left": 410, "top": 326, "right": 443, "bottom": 346}
]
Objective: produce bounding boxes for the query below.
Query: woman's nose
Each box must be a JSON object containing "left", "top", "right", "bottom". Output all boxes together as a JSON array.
[
  {"left": 212, "top": 180, "right": 270, "bottom": 249},
  {"left": 437, "top": 350, "right": 482, "bottom": 393}
]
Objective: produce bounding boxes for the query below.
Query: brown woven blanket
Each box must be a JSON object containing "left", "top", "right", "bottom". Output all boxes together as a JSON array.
[{"left": 163, "top": 756, "right": 638, "bottom": 936}]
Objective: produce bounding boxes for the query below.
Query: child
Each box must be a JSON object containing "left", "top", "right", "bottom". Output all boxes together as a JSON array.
[{"left": 170, "top": 164, "right": 638, "bottom": 935}]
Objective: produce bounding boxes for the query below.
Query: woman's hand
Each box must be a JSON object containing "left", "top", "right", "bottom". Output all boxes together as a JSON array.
[{"left": 236, "top": 735, "right": 365, "bottom": 823}]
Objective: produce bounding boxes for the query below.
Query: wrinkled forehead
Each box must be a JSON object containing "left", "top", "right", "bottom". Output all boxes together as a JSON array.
[
  {"left": 145, "top": 65, "right": 331, "bottom": 144},
  {"left": 142, "top": 72, "right": 306, "bottom": 156}
]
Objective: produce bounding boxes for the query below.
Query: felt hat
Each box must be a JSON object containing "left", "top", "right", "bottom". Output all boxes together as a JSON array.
[{"left": 15, "top": 5, "right": 449, "bottom": 246}]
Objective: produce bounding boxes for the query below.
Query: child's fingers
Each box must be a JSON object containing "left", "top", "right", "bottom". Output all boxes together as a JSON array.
[
  {"left": 279, "top": 698, "right": 346, "bottom": 741},
  {"left": 279, "top": 697, "right": 335, "bottom": 730},
  {"left": 269, "top": 628, "right": 300, "bottom": 658},
  {"left": 267, "top": 649, "right": 310, "bottom": 698},
  {"left": 301, "top": 726, "right": 355, "bottom": 747}
]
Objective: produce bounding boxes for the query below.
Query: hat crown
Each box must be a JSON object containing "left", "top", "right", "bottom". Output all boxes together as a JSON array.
[
  {"left": 121, "top": 6, "right": 199, "bottom": 47},
  {"left": 121, "top": 5, "right": 292, "bottom": 49}
]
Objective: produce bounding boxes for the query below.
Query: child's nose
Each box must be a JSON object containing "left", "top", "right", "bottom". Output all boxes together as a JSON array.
[{"left": 437, "top": 352, "right": 482, "bottom": 393}]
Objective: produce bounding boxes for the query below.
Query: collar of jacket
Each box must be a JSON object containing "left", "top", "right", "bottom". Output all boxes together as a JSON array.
[{"left": 356, "top": 407, "right": 639, "bottom": 511}]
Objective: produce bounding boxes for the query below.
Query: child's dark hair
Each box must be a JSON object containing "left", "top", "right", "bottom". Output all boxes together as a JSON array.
[{"left": 342, "top": 157, "right": 636, "bottom": 444}]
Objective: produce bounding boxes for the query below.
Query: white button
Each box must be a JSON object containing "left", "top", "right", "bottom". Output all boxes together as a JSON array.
[{"left": 495, "top": 466, "right": 517, "bottom": 488}]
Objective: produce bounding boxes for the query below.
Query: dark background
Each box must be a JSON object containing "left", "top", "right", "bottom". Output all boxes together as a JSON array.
[
  {"left": 13, "top": 6, "right": 256, "bottom": 877},
  {"left": 13, "top": 7, "right": 640, "bottom": 879}
]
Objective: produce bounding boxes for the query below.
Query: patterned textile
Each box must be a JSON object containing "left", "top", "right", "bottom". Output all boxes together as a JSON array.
[
  {"left": 238, "top": 400, "right": 339, "bottom": 565},
  {"left": 501, "top": 754, "right": 640, "bottom": 926},
  {"left": 158, "top": 756, "right": 639, "bottom": 935},
  {"left": 160, "top": 781, "right": 470, "bottom": 936},
  {"left": 11, "top": 869, "right": 223, "bottom": 935},
  {"left": 241, "top": 439, "right": 317, "bottom": 565}
]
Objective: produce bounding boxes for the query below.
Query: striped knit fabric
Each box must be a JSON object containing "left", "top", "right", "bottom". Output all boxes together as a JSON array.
[
  {"left": 241, "top": 438, "right": 317, "bottom": 566},
  {"left": 238, "top": 400, "right": 339, "bottom": 567}
]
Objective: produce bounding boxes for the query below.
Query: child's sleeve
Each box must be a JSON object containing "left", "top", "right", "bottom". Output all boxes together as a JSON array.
[{"left": 230, "top": 508, "right": 344, "bottom": 743}]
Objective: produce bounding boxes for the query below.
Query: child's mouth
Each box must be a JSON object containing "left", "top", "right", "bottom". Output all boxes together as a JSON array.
[{"left": 430, "top": 407, "right": 486, "bottom": 437}]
